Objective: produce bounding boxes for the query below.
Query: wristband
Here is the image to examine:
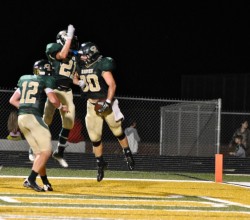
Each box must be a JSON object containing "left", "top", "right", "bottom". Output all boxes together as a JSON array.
[
  {"left": 106, "top": 99, "right": 111, "bottom": 104},
  {"left": 78, "top": 80, "right": 85, "bottom": 88},
  {"left": 57, "top": 103, "right": 63, "bottom": 109},
  {"left": 66, "top": 36, "right": 73, "bottom": 40}
]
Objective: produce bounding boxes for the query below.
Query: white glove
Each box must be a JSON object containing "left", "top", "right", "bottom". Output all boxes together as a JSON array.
[
  {"left": 67, "top": 24, "right": 75, "bottom": 39},
  {"left": 78, "top": 80, "right": 85, "bottom": 88}
]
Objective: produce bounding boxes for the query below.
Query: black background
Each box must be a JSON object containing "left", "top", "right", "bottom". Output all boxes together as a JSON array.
[{"left": 2, "top": 1, "right": 250, "bottom": 103}]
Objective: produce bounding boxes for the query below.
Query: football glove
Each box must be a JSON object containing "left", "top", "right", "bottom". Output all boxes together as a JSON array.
[
  {"left": 97, "top": 100, "right": 111, "bottom": 115},
  {"left": 67, "top": 24, "right": 75, "bottom": 39},
  {"left": 78, "top": 80, "right": 85, "bottom": 89}
]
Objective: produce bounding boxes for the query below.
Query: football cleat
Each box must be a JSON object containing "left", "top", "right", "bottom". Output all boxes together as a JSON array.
[
  {"left": 43, "top": 183, "right": 53, "bottom": 191},
  {"left": 23, "top": 179, "right": 45, "bottom": 192},
  {"left": 28, "top": 148, "right": 35, "bottom": 162},
  {"left": 125, "top": 155, "right": 135, "bottom": 171},
  {"left": 52, "top": 146, "right": 68, "bottom": 168},
  {"left": 97, "top": 161, "right": 108, "bottom": 182},
  {"left": 29, "top": 154, "right": 35, "bottom": 162},
  {"left": 123, "top": 148, "right": 135, "bottom": 171}
]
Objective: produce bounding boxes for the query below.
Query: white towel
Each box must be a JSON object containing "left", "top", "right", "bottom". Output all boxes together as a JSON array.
[{"left": 112, "top": 99, "right": 124, "bottom": 121}]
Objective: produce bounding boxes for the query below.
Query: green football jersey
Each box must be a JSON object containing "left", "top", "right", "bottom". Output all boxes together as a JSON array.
[
  {"left": 79, "top": 57, "right": 116, "bottom": 99},
  {"left": 46, "top": 43, "right": 77, "bottom": 89},
  {"left": 17, "top": 75, "right": 56, "bottom": 117}
]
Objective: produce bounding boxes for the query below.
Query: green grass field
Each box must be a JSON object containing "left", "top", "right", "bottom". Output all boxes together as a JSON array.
[{"left": 1, "top": 167, "right": 249, "bottom": 182}]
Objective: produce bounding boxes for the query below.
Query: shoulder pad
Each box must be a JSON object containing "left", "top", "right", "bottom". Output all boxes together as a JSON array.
[
  {"left": 100, "top": 57, "right": 116, "bottom": 72},
  {"left": 46, "top": 43, "right": 63, "bottom": 55}
]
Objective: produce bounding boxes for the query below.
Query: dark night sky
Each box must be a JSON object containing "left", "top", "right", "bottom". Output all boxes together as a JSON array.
[{"left": 2, "top": 1, "right": 250, "bottom": 99}]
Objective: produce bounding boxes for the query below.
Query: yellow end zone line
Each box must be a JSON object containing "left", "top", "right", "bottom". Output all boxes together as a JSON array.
[
  {"left": 0, "top": 196, "right": 223, "bottom": 208},
  {"left": 0, "top": 176, "right": 249, "bottom": 206},
  {"left": 1, "top": 206, "right": 249, "bottom": 220},
  {"left": 1, "top": 175, "right": 249, "bottom": 188},
  {"left": 0, "top": 176, "right": 250, "bottom": 219}
]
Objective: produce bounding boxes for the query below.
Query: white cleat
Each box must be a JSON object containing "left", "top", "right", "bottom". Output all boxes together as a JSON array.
[
  {"left": 53, "top": 156, "right": 68, "bottom": 168},
  {"left": 52, "top": 145, "right": 69, "bottom": 168},
  {"left": 29, "top": 154, "right": 35, "bottom": 162}
]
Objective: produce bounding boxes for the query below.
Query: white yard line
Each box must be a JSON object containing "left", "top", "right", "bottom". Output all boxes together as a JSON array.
[
  {"left": 200, "top": 196, "right": 250, "bottom": 209},
  {"left": 0, "top": 175, "right": 213, "bottom": 182}
]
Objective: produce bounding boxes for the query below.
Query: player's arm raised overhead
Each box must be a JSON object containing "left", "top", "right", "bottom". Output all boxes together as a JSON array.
[{"left": 56, "top": 24, "right": 75, "bottom": 60}]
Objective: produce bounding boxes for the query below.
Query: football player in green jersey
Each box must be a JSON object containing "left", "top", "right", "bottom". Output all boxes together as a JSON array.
[
  {"left": 9, "top": 59, "right": 68, "bottom": 192},
  {"left": 73, "top": 42, "right": 135, "bottom": 182},
  {"left": 43, "top": 24, "right": 79, "bottom": 168}
]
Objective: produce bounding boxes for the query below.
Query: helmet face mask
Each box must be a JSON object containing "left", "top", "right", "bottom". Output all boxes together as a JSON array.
[
  {"left": 56, "top": 30, "right": 67, "bottom": 46},
  {"left": 78, "top": 42, "right": 100, "bottom": 65},
  {"left": 33, "top": 60, "right": 52, "bottom": 76},
  {"left": 56, "top": 30, "right": 79, "bottom": 50}
]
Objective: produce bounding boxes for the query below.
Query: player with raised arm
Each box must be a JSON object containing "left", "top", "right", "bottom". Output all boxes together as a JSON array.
[{"left": 43, "top": 24, "right": 79, "bottom": 168}]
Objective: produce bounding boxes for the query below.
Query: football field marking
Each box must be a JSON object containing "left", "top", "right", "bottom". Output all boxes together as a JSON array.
[{"left": 0, "top": 176, "right": 249, "bottom": 219}]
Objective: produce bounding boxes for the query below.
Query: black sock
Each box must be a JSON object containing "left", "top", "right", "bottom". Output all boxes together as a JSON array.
[
  {"left": 28, "top": 170, "right": 38, "bottom": 182},
  {"left": 58, "top": 146, "right": 65, "bottom": 153},
  {"left": 58, "top": 128, "right": 70, "bottom": 146},
  {"left": 123, "top": 147, "right": 132, "bottom": 156},
  {"left": 96, "top": 156, "right": 105, "bottom": 167},
  {"left": 40, "top": 175, "right": 49, "bottom": 185}
]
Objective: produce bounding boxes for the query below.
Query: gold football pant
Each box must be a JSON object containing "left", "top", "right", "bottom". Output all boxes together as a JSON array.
[
  {"left": 85, "top": 100, "right": 123, "bottom": 142},
  {"left": 18, "top": 114, "right": 52, "bottom": 154}
]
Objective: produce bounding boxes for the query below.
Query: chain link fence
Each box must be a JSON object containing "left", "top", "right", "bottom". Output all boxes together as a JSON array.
[
  {"left": 0, "top": 89, "right": 249, "bottom": 174},
  {"left": 0, "top": 89, "right": 221, "bottom": 156},
  {"left": 160, "top": 101, "right": 219, "bottom": 156}
]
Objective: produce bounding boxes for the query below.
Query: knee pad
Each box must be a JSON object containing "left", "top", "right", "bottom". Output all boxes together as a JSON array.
[
  {"left": 92, "top": 140, "right": 101, "bottom": 147},
  {"left": 116, "top": 132, "right": 125, "bottom": 140}
]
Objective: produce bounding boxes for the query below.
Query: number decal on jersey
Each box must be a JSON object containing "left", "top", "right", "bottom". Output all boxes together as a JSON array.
[
  {"left": 80, "top": 75, "right": 101, "bottom": 92},
  {"left": 20, "top": 81, "right": 39, "bottom": 104},
  {"left": 59, "top": 59, "right": 76, "bottom": 78}
]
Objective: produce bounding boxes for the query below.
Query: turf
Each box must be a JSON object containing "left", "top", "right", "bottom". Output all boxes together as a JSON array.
[{"left": 1, "top": 167, "right": 249, "bottom": 182}]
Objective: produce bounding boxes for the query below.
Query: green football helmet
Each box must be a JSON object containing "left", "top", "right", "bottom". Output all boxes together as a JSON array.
[
  {"left": 56, "top": 30, "right": 79, "bottom": 50},
  {"left": 33, "top": 60, "right": 52, "bottom": 76},
  {"left": 78, "top": 42, "right": 101, "bottom": 65}
]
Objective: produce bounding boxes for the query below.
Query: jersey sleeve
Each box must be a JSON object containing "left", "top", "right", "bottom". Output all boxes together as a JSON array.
[
  {"left": 17, "top": 76, "right": 24, "bottom": 88},
  {"left": 100, "top": 57, "right": 116, "bottom": 72},
  {"left": 45, "top": 43, "right": 63, "bottom": 59},
  {"left": 44, "top": 76, "right": 56, "bottom": 89}
]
